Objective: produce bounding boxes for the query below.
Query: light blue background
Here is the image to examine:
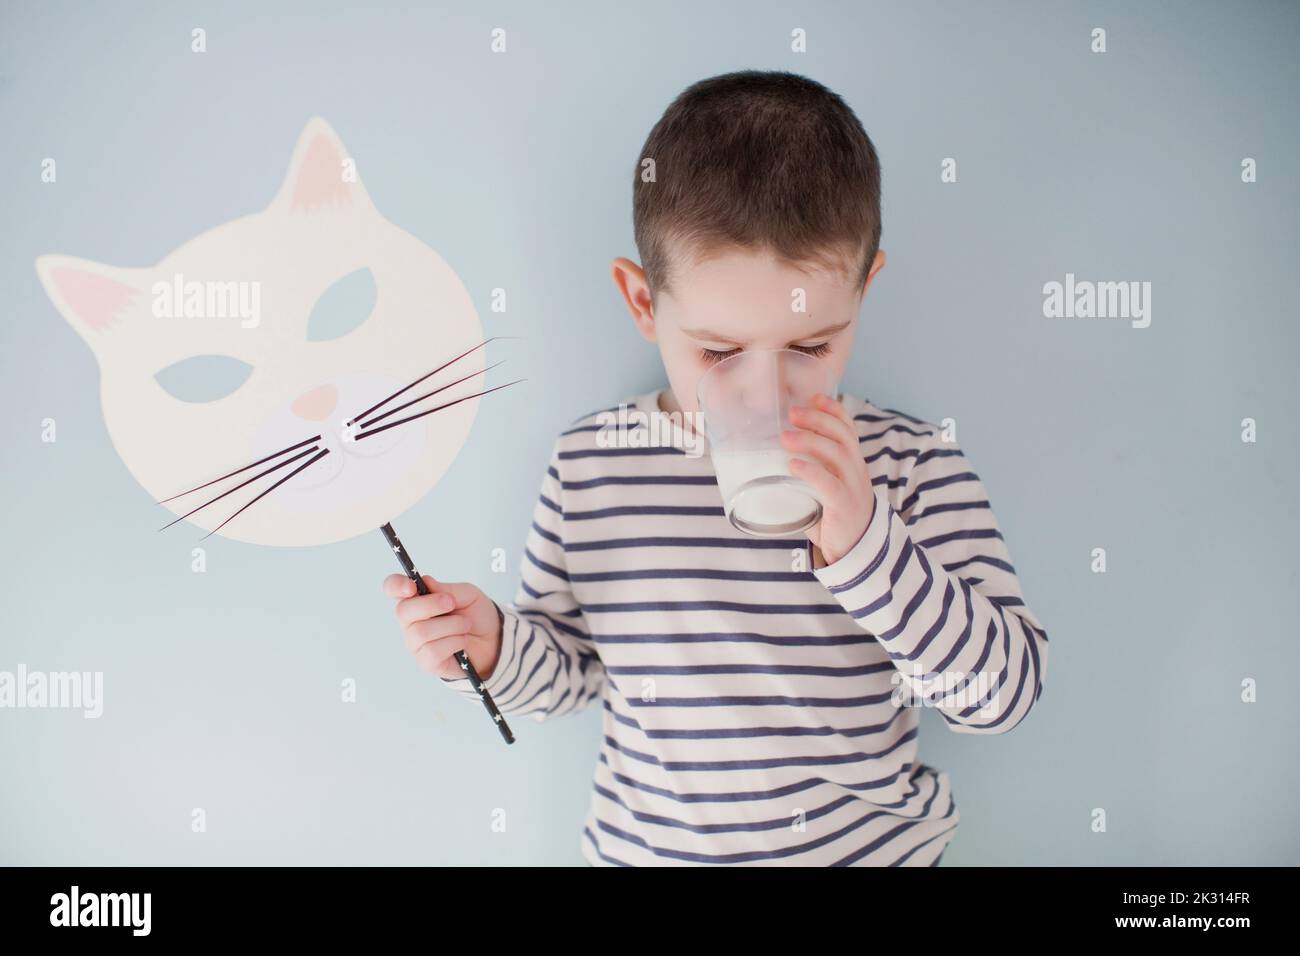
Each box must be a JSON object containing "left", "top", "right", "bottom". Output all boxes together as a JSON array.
[{"left": 2, "top": 0, "right": 1297, "bottom": 865}]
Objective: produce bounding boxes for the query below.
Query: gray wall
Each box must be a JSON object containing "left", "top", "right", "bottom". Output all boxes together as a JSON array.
[{"left": 1, "top": 0, "right": 1296, "bottom": 865}]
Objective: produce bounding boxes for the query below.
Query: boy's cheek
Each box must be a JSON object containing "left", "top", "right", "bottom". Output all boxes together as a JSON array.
[{"left": 659, "top": 351, "right": 708, "bottom": 412}]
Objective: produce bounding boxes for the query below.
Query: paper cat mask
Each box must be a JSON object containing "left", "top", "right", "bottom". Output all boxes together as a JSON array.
[{"left": 35, "top": 118, "right": 502, "bottom": 547}]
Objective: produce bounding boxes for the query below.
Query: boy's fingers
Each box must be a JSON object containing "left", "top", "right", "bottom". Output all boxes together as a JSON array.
[
  {"left": 789, "top": 455, "right": 849, "bottom": 510},
  {"left": 395, "top": 591, "right": 457, "bottom": 627},
  {"left": 814, "top": 392, "right": 856, "bottom": 431},
  {"left": 405, "top": 615, "right": 471, "bottom": 653},
  {"left": 412, "top": 637, "right": 469, "bottom": 679},
  {"left": 419, "top": 577, "right": 482, "bottom": 609},
  {"left": 791, "top": 403, "right": 857, "bottom": 450},
  {"left": 781, "top": 427, "right": 849, "bottom": 481},
  {"left": 383, "top": 574, "right": 416, "bottom": 599}
]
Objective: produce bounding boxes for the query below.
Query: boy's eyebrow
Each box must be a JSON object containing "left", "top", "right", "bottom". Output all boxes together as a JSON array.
[{"left": 678, "top": 319, "right": 852, "bottom": 345}]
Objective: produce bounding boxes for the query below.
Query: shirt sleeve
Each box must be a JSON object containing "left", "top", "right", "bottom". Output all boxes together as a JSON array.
[
  {"left": 439, "top": 439, "right": 607, "bottom": 722},
  {"left": 811, "top": 429, "right": 1049, "bottom": 734}
]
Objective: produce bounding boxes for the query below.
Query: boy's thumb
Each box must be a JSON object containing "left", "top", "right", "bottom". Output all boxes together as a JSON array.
[{"left": 420, "top": 575, "right": 478, "bottom": 608}]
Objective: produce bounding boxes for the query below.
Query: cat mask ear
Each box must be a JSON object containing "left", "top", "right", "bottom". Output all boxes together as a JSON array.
[
  {"left": 34, "top": 255, "right": 148, "bottom": 357},
  {"left": 269, "top": 116, "right": 375, "bottom": 213}
]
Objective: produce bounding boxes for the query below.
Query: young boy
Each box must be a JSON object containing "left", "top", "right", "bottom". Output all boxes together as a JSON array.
[{"left": 385, "top": 70, "right": 1049, "bottom": 866}]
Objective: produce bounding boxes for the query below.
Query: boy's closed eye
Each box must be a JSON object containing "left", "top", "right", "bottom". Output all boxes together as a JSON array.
[{"left": 697, "top": 340, "right": 833, "bottom": 365}]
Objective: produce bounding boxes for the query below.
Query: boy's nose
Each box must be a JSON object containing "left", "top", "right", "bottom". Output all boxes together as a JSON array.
[{"left": 291, "top": 384, "right": 338, "bottom": 421}]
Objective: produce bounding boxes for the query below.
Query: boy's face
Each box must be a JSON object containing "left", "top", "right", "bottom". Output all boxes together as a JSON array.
[{"left": 612, "top": 244, "right": 886, "bottom": 416}]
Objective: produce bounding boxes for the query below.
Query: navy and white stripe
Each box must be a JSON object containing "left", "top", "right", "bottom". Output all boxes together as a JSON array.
[{"left": 441, "top": 389, "right": 1050, "bottom": 865}]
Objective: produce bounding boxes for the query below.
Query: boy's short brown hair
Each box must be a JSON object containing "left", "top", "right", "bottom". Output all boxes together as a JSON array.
[{"left": 632, "top": 70, "right": 882, "bottom": 300}]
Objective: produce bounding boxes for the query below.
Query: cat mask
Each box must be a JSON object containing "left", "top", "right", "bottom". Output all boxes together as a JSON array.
[{"left": 35, "top": 117, "right": 502, "bottom": 548}]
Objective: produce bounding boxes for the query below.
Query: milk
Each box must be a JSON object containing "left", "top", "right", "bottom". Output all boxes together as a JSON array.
[{"left": 711, "top": 447, "right": 820, "bottom": 533}]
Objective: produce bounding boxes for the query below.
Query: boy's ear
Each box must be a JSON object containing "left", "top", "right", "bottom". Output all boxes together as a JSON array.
[
  {"left": 610, "top": 257, "right": 657, "bottom": 342},
  {"left": 861, "top": 249, "right": 887, "bottom": 296}
]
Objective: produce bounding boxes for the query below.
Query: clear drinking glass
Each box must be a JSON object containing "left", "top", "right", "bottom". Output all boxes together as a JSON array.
[{"left": 696, "top": 348, "right": 839, "bottom": 537}]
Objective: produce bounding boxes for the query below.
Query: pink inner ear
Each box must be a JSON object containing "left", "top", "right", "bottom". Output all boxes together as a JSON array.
[
  {"left": 52, "top": 268, "right": 139, "bottom": 332},
  {"left": 290, "top": 134, "right": 352, "bottom": 211}
]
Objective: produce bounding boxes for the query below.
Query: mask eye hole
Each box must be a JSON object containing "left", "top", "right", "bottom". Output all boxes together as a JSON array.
[
  {"left": 306, "top": 267, "right": 376, "bottom": 342},
  {"left": 154, "top": 354, "right": 253, "bottom": 403}
]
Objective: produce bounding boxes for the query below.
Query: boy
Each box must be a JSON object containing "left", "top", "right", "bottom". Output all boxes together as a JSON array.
[{"left": 385, "top": 70, "right": 1049, "bottom": 866}]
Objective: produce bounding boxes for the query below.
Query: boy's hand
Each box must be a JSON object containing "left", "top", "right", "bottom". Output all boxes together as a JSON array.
[
  {"left": 383, "top": 574, "right": 503, "bottom": 682},
  {"left": 782, "top": 392, "right": 876, "bottom": 567}
]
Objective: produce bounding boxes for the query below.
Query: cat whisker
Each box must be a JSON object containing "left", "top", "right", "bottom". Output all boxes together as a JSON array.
[
  {"left": 158, "top": 445, "right": 321, "bottom": 532},
  {"left": 358, "top": 359, "right": 506, "bottom": 430},
  {"left": 354, "top": 379, "right": 525, "bottom": 441},
  {"left": 157, "top": 435, "right": 322, "bottom": 504},
  {"left": 346, "top": 335, "right": 520, "bottom": 427},
  {"left": 201, "top": 447, "right": 332, "bottom": 541}
]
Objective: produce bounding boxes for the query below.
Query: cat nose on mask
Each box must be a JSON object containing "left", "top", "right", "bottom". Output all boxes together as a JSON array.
[{"left": 290, "top": 383, "right": 339, "bottom": 421}]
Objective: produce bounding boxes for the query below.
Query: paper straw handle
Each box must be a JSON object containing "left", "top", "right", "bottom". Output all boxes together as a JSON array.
[{"left": 381, "top": 522, "right": 515, "bottom": 745}]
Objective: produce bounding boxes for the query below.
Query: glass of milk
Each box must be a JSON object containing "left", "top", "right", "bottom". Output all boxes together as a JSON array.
[{"left": 696, "top": 348, "right": 839, "bottom": 537}]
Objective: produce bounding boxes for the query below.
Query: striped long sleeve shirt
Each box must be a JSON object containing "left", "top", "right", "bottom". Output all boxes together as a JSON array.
[{"left": 440, "top": 388, "right": 1050, "bottom": 866}]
